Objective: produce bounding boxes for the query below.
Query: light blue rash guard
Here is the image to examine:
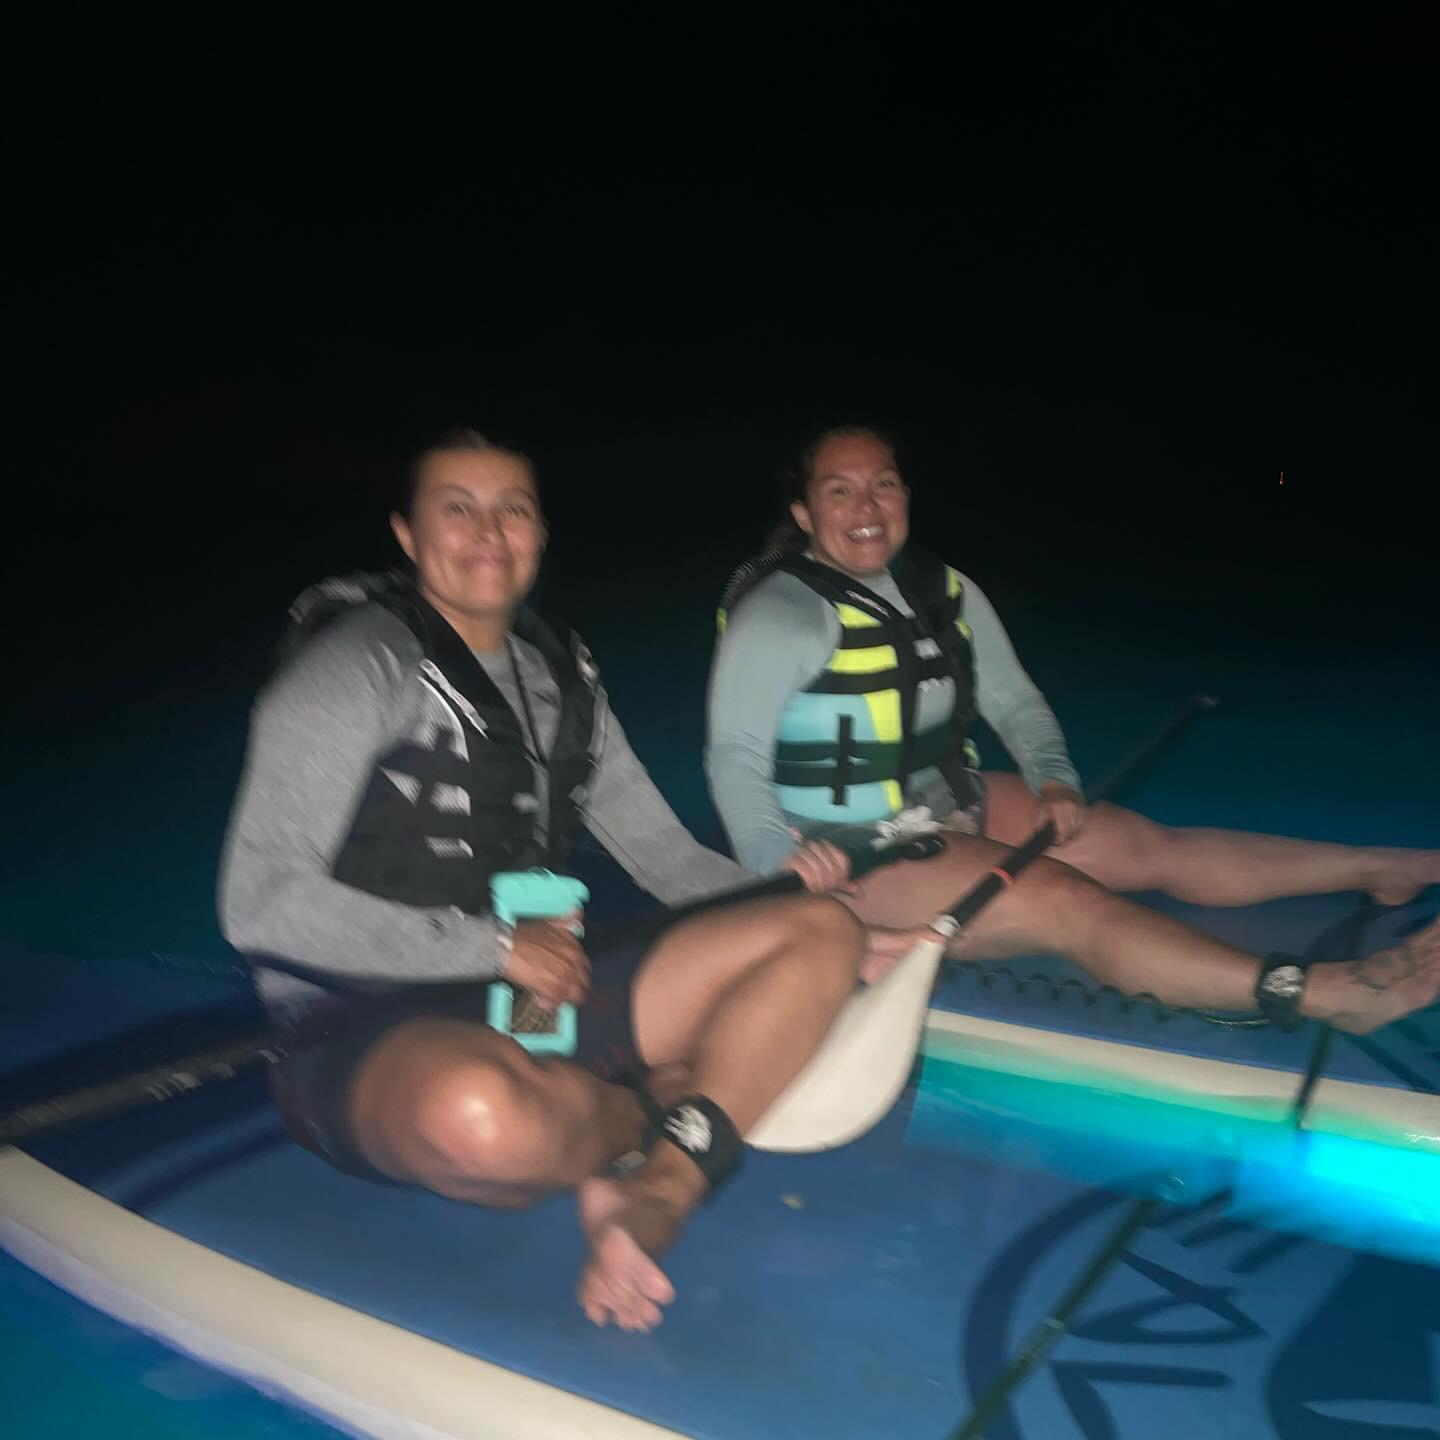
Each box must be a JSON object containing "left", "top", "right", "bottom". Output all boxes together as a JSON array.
[{"left": 705, "top": 562, "right": 1081, "bottom": 874}]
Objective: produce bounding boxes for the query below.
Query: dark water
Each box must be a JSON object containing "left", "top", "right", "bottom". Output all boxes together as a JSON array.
[{"left": 4, "top": 398, "right": 1436, "bottom": 964}]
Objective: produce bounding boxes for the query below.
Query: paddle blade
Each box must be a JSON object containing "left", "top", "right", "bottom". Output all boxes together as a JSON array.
[{"left": 748, "top": 938, "right": 946, "bottom": 1153}]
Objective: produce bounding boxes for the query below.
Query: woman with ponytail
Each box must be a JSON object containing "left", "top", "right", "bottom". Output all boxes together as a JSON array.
[{"left": 702, "top": 424, "right": 1440, "bottom": 1030}]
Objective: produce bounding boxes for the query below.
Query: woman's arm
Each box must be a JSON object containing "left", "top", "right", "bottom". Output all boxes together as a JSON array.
[
  {"left": 704, "top": 575, "right": 838, "bottom": 874},
  {"left": 580, "top": 691, "right": 758, "bottom": 903},
  {"left": 218, "top": 610, "right": 511, "bottom": 983}
]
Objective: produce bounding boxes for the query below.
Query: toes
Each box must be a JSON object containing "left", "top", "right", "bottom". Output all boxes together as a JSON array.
[
  {"left": 580, "top": 1274, "right": 629, "bottom": 1328},
  {"left": 619, "top": 1297, "right": 662, "bottom": 1332},
  {"left": 578, "top": 1228, "right": 675, "bottom": 1330},
  {"left": 580, "top": 1279, "right": 663, "bottom": 1332}
]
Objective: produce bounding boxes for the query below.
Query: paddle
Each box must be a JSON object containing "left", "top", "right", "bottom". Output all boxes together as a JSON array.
[
  {"left": 747, "top": 693, "right": 1219, "bottom": 1152},
  {"left": 0, "top": 815, "right": 945, "bottom": 1148}
]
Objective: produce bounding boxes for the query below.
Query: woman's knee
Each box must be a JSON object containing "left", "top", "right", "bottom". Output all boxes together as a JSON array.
[
  {"left": 777, "top": 894, "right": 867, "bottom": 990},
  {"left": 1087, "top": 802, "right": 1169, "bottom": 859},
  {"left": 403, "top": 1053, "right": 552, "bottom": 1184},
  {"left": 784, "top": 892, "right": 866, "bottom": 951}
]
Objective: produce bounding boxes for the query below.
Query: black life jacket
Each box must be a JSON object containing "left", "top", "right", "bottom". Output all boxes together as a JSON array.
[
  {"left": 281, "top": 570, "right": 602, "bottom": 915},
  {"left": 718, "top": 546, "right": 982, "bottom": 813}
]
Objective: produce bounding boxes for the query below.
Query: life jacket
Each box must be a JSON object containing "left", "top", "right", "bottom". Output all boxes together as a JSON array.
[
  {"left": 280, "top": 570, "right": 602, "bottom": 914},
  {"left": 718, "top": 547, "right": 981, "bottom": 823}
]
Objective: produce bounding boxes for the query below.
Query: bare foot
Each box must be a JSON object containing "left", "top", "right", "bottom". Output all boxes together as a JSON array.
[
  {"left": 1367, "top": 851, "right": 1440, "bottom": 907},
  {"left": 1305, "top": 913, "right": 1440, "bottom": 1033},
  {"left": 576, "top": 1171, "right": 693, "bottom": 1331}
]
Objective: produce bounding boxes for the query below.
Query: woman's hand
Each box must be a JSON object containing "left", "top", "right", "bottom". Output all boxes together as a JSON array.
[
  {"left": 860, "top": 923, "right": 949, "bottom": 985},
  {"left": 778, "top": 834, "right": 855, "bottom": 894},
  {"left": 1034, "top": 782, "right": 1087, "bottom": 846},
  {"left": 503, "top": 916, "right": 590, "bottom": 1009}
]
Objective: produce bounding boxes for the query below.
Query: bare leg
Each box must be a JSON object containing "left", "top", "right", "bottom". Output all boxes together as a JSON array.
[
  {"left": 845, "top": 829, "right": 1440, "bottom": 1027},
  {"left": 347, "top": 1020, "right": 648, "bottom": 1206},
  {"left": 576, "top": 893, "right": 865, "bottom": 1330},
  {"left": 982, "top": 771, "right": 1440, "bottom": 906},
  {"left": 630, "top": 893, "right": 867, "bottom": 1125},
  {"left": 846, "top": 831, "right": 1270, "bottom": 1007},
  {"left": 338, "top": 893, "right": 863, "bottom": 1329}
]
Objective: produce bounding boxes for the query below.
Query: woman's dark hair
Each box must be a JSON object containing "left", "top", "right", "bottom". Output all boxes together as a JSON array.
[
  {"left": 763, "top": 424, "right": 903, "bottom": 553},
  {"left": 398, "top": 426, "right": 534, "bottom": 517}
]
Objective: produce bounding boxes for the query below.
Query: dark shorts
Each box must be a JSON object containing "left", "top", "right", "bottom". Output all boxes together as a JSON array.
[{"left": 269, "top": 938, "right": 651, "bottom": 1186}]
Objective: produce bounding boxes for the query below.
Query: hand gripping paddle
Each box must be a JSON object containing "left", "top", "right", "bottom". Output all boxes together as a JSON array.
[{"left": 748, "top": 695, "right": 1217, "bottom": 1152}]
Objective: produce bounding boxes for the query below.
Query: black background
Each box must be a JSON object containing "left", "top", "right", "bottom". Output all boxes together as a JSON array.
[{"left": 7, "top": 8, "right": 1435, "bottom": 752}]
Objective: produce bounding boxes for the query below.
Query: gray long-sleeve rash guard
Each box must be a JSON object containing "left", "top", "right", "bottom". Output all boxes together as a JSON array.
[
  {"left": 219, "top": 605, "right": 752, "bottom": 1014},
  {"left": 705, "top": 564, "right": 1081, "bottom": 875}
]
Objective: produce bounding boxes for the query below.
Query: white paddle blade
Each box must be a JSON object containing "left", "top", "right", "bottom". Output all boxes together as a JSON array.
[{"left": 747, "top": 937, "right": 947, "bottom": 1154}]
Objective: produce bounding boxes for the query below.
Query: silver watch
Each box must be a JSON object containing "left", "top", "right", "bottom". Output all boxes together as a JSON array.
[{"left": 1255, "top": 959, "right": 1306, "bottom": 1030}]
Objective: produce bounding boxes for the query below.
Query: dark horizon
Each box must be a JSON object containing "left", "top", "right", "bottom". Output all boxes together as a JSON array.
[{"left": 8, "top": 12, "right": 1435, "bottom": 754}]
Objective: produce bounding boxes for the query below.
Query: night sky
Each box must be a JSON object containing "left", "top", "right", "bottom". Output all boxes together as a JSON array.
[{"left": 8, "top": 11, "right": 1435, "bottom": 769}]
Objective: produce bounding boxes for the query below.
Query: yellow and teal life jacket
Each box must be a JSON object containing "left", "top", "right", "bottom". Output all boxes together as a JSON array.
[{"left": 718, "top": 548, "right": 982, "bottom": 824}]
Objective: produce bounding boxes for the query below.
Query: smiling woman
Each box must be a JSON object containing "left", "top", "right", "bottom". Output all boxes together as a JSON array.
[
  {"left": 391, "top": 434, "right": 547, "bottom": 650},
  {"left": 703, "top": 424, "right": 1440, "bottom": 1032},
  {"left": 215, "top": 424, "right": 873, "bottom": 1332},
  {"left": 782, "top": 425, "right": 910, "bottom": 575}
]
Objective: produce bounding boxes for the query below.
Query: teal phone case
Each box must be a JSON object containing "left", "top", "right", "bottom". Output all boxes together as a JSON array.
[{"left": 487, "top": 869, "right": 589, "bottom": 1055}]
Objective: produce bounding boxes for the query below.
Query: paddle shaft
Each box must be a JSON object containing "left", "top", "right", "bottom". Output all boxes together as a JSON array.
[
  {"left": 597, "top": 824, "right": 942, "bottom": 947},
  {"left": 939, "top": 693, "right": 1218, "bottom": 937},
  {"left": 0, "top": 831, "right": 941, "bottom": 1148},
  {"left": 949, "top": 1194, "right": 1164, "bottom": 1440},
  {"left": 947, "top": 903, "right": 1354, "bottom": 1440},
  {"left": 0, "top": 1034, "right": 283, "bottom": 1147},
  {"left": 950, "top": 1024, "right": 1339, "bottom": 1440},
  {"left": 907, "top": 691, "right": 1228, "bottom": 1436}
]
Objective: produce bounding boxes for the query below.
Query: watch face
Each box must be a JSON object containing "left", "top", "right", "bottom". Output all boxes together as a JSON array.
[{"left": 1263, "top": 964, "right": 1305, "bottom": 999}]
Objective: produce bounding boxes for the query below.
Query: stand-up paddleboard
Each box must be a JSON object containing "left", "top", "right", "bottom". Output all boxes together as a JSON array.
[
  {"left": 3, "top": 892, "right": 1437, "bottom": 1440},
  {"left": 5, "top": 678, "right": 1439, "bottom": 1440}
]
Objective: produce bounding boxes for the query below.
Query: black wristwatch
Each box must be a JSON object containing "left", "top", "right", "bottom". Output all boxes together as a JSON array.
[{"left": 1255, "top": 953, "right": 1308, "bottom": 1031}]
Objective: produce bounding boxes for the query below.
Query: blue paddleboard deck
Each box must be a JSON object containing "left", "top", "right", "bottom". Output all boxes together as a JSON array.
[{"left": 3, "top": 890, "right": 1439, "bottom": 1439}]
